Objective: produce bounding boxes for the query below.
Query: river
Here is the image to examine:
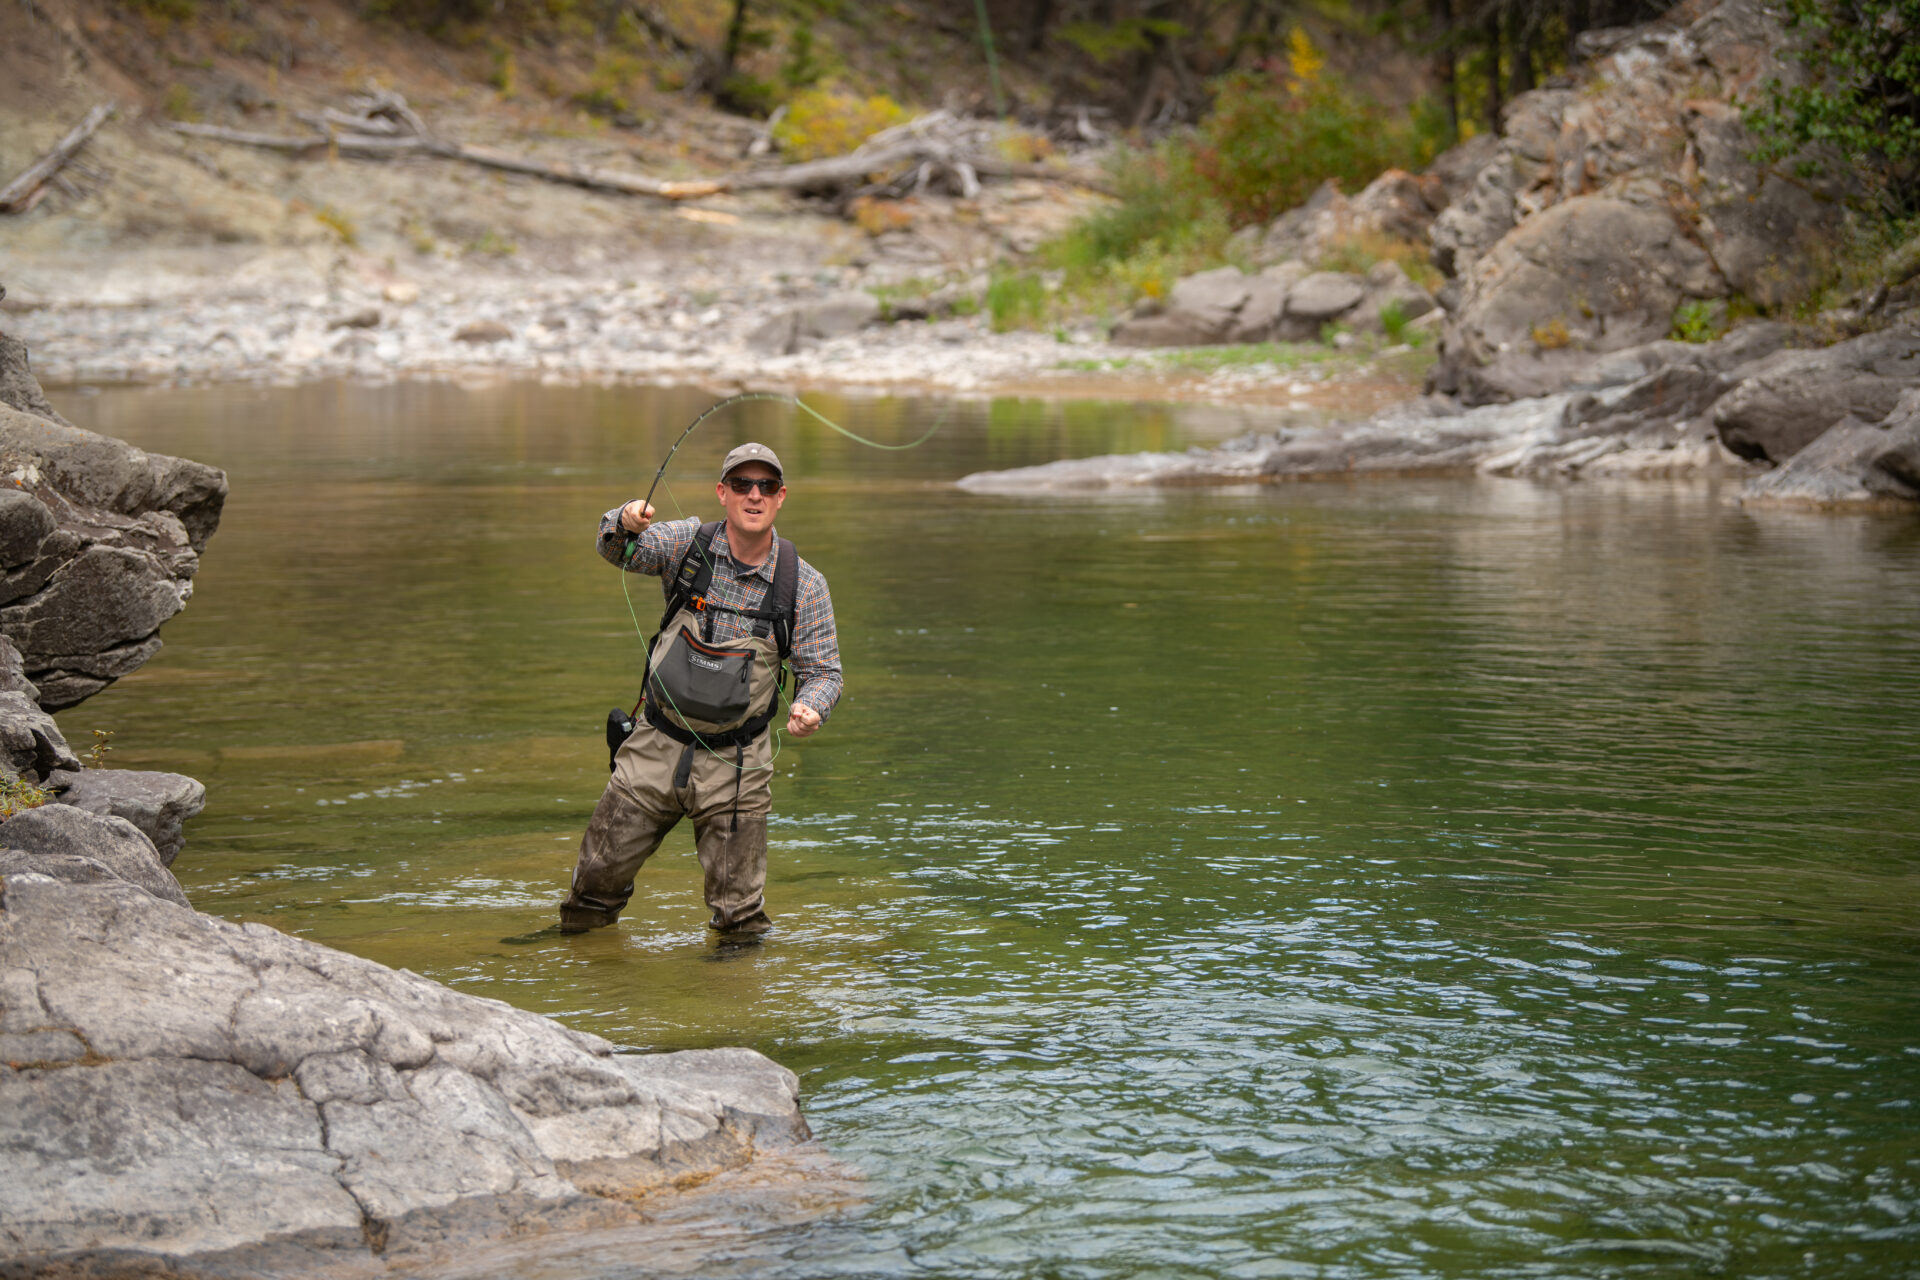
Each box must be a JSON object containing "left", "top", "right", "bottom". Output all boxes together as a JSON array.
[{"left": 61, "top": 380, "right": 1920, "bottom": 1278}]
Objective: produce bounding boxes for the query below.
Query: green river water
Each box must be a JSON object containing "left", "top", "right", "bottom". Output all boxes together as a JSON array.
[{"left": 60, "top": 380, "right": 1920, "bottom": 1279}]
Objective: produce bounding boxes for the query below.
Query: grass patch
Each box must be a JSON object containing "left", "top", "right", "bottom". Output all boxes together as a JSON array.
[{"left": 986, "top": 270, "right": 1048, "bottom": 332}]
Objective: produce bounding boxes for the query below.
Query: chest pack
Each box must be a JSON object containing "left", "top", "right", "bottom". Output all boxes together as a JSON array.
[{"left": 610, "top": 521, "right": 798, "bottom": 765}]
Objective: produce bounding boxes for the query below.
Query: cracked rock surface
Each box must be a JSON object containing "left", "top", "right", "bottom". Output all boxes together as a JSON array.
[{"left": 0, "top": 868, "right": 810, "bottom": 1273}]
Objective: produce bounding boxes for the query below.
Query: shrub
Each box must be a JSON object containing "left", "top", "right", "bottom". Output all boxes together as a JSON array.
[
  {"left": 772, "top": 87, "right": 909, "bottom": 162},
  {"left": 1671, "top": 298, "right": 1723, "bottom": 342},
  {"left": 1045, "top": 139, "right": 1220, "bottom": 272},
  {"left": 1746, "top": 0, "right": 1919, "bottom": 212},
  {"left": 986, "top": 270, "right": 1047, "bottom": 332},
  {"left": 1380, "top": 300, "right": 1410, "bottom": 343},
  {"left": 1191, "top": 29, "right": 1418, "bottom": 228},
  {"left": 0, "top": 776, "right": 49, "bottom": 820}
]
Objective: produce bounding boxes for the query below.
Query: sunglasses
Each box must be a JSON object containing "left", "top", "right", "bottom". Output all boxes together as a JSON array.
[{"left": 724, "top": 476, "right": 783, "bottom": 495}]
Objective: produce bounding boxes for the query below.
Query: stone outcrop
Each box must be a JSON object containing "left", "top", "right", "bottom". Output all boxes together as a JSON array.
[
  {"left": 0, "top": 331, "right": 226, "bottom": 708},
  {"left": 1427, "top": 0, "right": 1858, "bottom": 403},
  {"left": 1740, "top": 389, "right": 1920, "bottom": 506},
  {"left": 960, "top": 317, "right": 1920, "bottom": 503},
  {"left": 0, "top": 861, "right": 813, "bottom": 1274}
]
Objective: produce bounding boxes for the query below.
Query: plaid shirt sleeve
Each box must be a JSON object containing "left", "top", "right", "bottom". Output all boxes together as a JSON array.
[
  {"left": 790, "top": 559, "right": 843, "bottom": 723},
  {"left": 597, "top": 508, "right": 699, "bottom": 580}
]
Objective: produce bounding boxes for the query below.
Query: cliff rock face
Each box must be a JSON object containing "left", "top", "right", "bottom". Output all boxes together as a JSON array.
[
  {"left": 0, "top": 332, "right": 226, "bottom": 709},
  {"left": 1428, "top": 0, "right": 1857, "bottom": 403}
]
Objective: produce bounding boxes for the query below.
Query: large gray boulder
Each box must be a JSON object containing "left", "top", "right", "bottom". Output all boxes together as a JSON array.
[
  {"left": 0, "top": 870, "right": 814, "bottom": 1273},
  {"left": 1428, "top": 0, "right": 1855, "bottom": 404},
  {"left": 45, "top": 766, "right": 206, "bottom": 867},
  {"left": 1438, "top": 191, "right": 1724, "bottom": 403},
  {"left": 1712, "top": 326, "right": 1920, "bottom": 462},
  {"left": 0, "top": 334, "right": 225, "bottom": 709},
  {"left": 1741, "top": 391, "right": 1920, "bottom": 505}
]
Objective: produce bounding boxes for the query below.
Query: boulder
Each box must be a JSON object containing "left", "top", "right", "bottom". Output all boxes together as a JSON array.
[
  {"left": 1741, "top": 394, "right": 1920, "bottom": 505},
  {"left": 1424, "top": 0, "right": 1854, "bottom": 403},
  {"left": 1250, "top": 170, "right": 1448, "bottom": 270},
  {"left": 1109, "top": 310, "right": 1224, "bottom": 348},
  {"left": 1165, "top": 268, "right": 1254, "bottom": 339},
  {"left": 800, "top": 291, "right": 882, "bottom": 339},
  {"left": 0, "top": 333, "right": 69, "bottom": 428},
  {"left": 1282, "top": 272, "right": 1367, "bottom": 338},
  {"left": 1713, "top": 326, "right": 1920, "bottom": 462},
  {"left": 453, "top": 320, "right": 513, "bottom": 344},
  {"left": 0, "top": 690, "right": 79, "bottom": 782},
  {"left": 1436, "top": 193, "right": 1724, "bottom": 403},
  {"left": 45, "top": 767, "right": 207, "bottom": 867},
  {"left": 744, "top": 292, "right": 881, "bottom": 355},
  {"left": 0, "top": 336, "right": 225, "bottom": 708},
  {"left": 0, "top": 872, "right": 814, "bottom": 1273},
  {"left": 0, "top": 635, "right": 38, "bottom": 700},
  {"left": 1225, "top": 263, "right": 1307, "bottom": 343},
  {"left": 0, "top": 803, "right": 188, "bottom": 907},
  {"left": 1347, "top": 261, "right": 1439, "bottom": 335}
]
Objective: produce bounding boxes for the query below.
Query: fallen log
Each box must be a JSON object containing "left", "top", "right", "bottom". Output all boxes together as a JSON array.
[
  {"left": 163, "top": 99, "right": 1109, "bottom": 203},
  {"left": 0, "top": 103, "right": 114, "bottom": 213}
]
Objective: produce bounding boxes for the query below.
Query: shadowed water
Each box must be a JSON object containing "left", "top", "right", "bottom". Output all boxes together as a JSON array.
[{"left": 62, "top": 381, "right": 1920, "bottom": 1278}]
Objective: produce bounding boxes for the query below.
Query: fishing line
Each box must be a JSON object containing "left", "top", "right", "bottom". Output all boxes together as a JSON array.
[{"left": 618, "top": 392, "right": 946, "bottom": 771}]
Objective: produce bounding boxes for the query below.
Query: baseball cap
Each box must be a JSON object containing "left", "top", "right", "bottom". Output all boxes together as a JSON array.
[{"left": 720, "top": 442, "right": 783, "bottom": 480}]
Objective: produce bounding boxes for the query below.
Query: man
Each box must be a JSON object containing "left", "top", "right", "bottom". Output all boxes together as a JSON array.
[{"left": 559, "top": 442, "right": 841, "bottom": 936}]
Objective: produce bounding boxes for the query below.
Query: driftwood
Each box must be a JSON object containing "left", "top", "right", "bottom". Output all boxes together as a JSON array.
[
  {"left": 0, "top": 104, "right": 114, "bottom": 214},
  {"left": 164, "top": 93, "right": 1110, "bottom": 203}
]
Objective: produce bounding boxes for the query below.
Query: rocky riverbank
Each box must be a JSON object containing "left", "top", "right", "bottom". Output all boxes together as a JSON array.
[
  {"left": 0, "top": 338, "right": 831, "bottom": 1276},
  {"left": 960, "top": 320, "right": 1920, "bottom": 507}
]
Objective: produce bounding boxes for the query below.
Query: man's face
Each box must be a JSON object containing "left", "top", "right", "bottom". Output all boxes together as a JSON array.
[{"left": 717, "top": 463, "right": 785, "bottom": 539}]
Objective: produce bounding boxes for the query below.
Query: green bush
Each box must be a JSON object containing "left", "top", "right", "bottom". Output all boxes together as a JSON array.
[
  {"left": 1193, "top": 29, "right": 1429, "bottom": 228},
  {"left": 1044, "top": 141, "right": 1223, "bottom": 275},
  {"left": 986, "top": 270, "right": 1048, "bottom": 332},
  {"left": 1747, "top": 0, "right": 1919, "bottom": 212},
  {"left": 772, "top": 87, "right": 909, "bottom": 161}
]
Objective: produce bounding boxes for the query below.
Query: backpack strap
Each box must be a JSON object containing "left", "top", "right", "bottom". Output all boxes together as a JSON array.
[
  {"left": 656, "top": 520, "right": 726, "bottom": 635},
  {"left": 755, "top": 537, "right": 799, "bottom": 661}
]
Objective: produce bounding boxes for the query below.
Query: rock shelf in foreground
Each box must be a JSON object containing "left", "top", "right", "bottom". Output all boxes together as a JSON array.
[{"left": 0, "top": 863, "right": 811, "bottom": 1275}]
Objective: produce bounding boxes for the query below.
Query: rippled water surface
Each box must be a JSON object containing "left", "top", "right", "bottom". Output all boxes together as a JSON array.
[{"left": 64, "top": 381, "right": 1920, "bottom": 1278}]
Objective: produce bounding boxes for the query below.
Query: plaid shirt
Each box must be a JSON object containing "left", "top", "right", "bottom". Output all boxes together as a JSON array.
[{"left": 598, "top": 510, "right": 843, "bottom": 722}]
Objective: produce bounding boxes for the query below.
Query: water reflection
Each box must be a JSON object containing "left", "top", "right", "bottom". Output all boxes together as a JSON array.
[{"left": 60, "top": 382, "right": 1920, "bottom": 1277}]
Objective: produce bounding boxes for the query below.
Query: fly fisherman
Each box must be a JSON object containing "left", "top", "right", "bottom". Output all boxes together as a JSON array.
[{"left": 559, "top": 443, "right": 842, "bottom": 936}]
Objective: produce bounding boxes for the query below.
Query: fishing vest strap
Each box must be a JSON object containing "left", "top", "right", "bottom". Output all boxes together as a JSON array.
[{"left": 656, "top": 521, "right": 799, "bottom": 660}]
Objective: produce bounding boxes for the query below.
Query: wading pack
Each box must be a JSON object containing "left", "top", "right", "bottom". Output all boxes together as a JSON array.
[{"left": 605, "top": 520, "right": 797, "bottom": 770}]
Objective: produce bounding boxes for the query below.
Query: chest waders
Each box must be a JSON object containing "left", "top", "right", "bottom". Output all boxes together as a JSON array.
[{"left": 607, "top": 520, "right": 798, "bottom": 832}]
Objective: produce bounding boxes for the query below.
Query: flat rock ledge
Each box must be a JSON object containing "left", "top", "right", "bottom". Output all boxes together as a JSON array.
[
  {"left": 958, "top": 321, "right": 1920, "bottom": 507},
  {"left": 0, "top": 859, "right": 813, "bottom": 1277}
]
